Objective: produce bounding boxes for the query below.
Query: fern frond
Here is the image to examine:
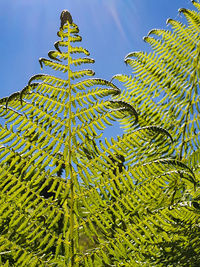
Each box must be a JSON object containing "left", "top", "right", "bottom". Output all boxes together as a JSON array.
[
  {"left": 1, "top": 4, "right": 200, "bottom": 266},
  {"left": 0, "top": 10, "right": 133, "bottom": 266},
  {"left": 113, "top": 2, "right": 200, "bottom": 159}
]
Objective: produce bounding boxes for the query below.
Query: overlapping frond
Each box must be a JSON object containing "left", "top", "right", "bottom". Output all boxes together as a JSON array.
[
  {"left": 112, "top": 1, "right": 200, "bottom": 161},
  {"left": 0, "top": 4, "right": 200, "bottom": 267},
  {"left": 108, "top": 2, "right": 200, "bottom": 265},
  {"left": 73, "top": 125, "right": 197, "bottom": 266}
]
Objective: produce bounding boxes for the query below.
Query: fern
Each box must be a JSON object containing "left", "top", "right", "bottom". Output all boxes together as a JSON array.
[
  {"left": 0, "top": 10, "right": 127, "bottom": 266},
  {"left": 113, "top": 3, "right": 200, "bottom": 161},
  {"left": 0, "top": 4, "right": 200, "bottom": 267},
  {"left": 111, "top": 1, "right": 200, "bottom": 266}
]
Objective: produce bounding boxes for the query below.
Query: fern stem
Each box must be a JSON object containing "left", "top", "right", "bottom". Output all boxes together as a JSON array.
[{"left": 66, "top": 22, "right": 75, "bottom": 266}]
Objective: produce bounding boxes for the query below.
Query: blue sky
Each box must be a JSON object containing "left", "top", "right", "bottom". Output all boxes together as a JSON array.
[{"left": 0, "top": 0, "right": 193, "bottom": 99}]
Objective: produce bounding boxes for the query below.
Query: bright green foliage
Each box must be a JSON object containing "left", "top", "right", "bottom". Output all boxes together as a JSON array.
[
  {"left": 111, "top": 1, "right": 200, "bottom": 265},
  {"left": 0, "top": 3, "right": 199, "bottom": 267},
  {"left": 0, "top": 16, "right": 127, "bottom": 266}
]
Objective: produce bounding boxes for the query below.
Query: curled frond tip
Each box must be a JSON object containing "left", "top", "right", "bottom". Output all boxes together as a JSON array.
[{"left": 60, "top": 10, "right": 73, "bottom": 29}]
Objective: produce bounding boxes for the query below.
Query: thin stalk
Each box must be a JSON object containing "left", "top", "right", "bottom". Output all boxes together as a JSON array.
[{"left": 65, "top": 22, "right": 75, "bottom": 266}]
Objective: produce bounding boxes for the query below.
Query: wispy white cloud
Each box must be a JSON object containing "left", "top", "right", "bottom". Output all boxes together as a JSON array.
[{"left": 107, "top": 3, "right": 127, "bottom": 40}]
